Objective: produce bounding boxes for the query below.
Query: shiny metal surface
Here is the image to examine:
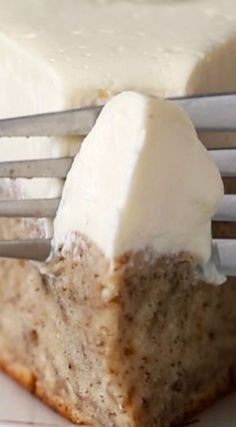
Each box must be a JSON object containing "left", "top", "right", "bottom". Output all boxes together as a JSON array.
[{"left": 0, "top": 93, "right": 236, "bottom": 137}]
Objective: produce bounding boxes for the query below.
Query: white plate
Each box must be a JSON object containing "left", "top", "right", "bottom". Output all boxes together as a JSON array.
[
  {"left": 0, "top": 372, "right": 71, "bottom": 427},
  {"left": 0, "top": 371, "right": 236, "bottom": 427}
]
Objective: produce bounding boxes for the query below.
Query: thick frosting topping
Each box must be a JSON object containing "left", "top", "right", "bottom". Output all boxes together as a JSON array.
[{"left": 54, "top": 92, "right": 223, "bottom": 265}]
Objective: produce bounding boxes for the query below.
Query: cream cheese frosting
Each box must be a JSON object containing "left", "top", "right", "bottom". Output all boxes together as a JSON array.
[
  {"left": 1, "top": 0, "right": 236, "bottom": 106},
  {"left": 53, "top": 92, "right": 223, "bottom": 264}
]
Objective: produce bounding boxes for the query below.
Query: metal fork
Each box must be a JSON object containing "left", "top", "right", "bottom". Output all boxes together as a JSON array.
[{"left": 0, "top": 93, "right": 235, "bottom": 277}]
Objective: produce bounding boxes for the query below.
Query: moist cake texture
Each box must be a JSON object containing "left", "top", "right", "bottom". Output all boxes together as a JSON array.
[
  {"left": 0, "top": 1, "right": 236, "bottom": 427},
  {"left": 1, "top": 231, "right": 236, "bottom": 427}
]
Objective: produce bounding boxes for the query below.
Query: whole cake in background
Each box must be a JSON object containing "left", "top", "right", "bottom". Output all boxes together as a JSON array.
[{"left": 0, "top": 1, "right": 236, "bottom": 427}]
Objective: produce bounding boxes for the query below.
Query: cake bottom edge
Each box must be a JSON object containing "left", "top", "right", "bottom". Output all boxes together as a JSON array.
[
  {"left": 1, "top": 343, "right": 236, "bottom": 426},
  {"left": 0, "top": 356, "right": 95, "bottom": 425}
]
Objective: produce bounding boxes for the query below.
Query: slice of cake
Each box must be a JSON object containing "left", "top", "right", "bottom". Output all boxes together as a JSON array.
[
  {"left": 0, "top": 1, "right": 236, "bottom": 426},
  {"left": 47, "top": 92, "right": 236, "bottom": 427},
  {"left": 2, "top": 92, "right": 236, "bottom": 427}
]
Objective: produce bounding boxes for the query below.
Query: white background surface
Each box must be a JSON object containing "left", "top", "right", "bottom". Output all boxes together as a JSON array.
[
  {"left": 0, "top": 372, "right": 236, "bottom": 427},
  {"left": 0, "top": 372, "right": 71, "bottom": 427}
]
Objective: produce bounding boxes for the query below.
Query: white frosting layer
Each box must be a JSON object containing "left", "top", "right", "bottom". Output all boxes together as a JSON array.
[
  {"left": 1, "top": 0, "right": 236, "bottom": 104},
  {"left": 54, "top": 92, "right": 223, "bottom": 263}
]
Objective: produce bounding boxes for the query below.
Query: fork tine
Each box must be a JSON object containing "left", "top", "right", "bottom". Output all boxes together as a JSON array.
[
  {"left": 0, "top": 106, "right": 102, "bottom": 137},
  {"left": 213, "top": 195, "right": 236, "bottom": 222},
  {"left": 0, "top": 148, "right": 234, "bottom": 181},
  {"left": 0, "top": 157, "right": 73, "bottom": 178},
  {"left": 174, "top": 92, "right": 236, "bottom": 131},
  {"left": 0, "top": 238, "right": 234, "bottom": 270},
  {"left": 0, "top": 198, "right": 60, "bottom": 218},
  {"left": 0, "top": 239, "right": 51, "bottom": 261},
  {"left": 1, "top": 93, "right": 236, "bottom": 137},
  {"left": 209, "top": 149, "right": 236, "bottom": 177},
  {"left": 213, "top": 239, "right": 236, "bottom": 277},
  {"left": 0, "top": 194, "right": 234, "bottom": 220}
]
